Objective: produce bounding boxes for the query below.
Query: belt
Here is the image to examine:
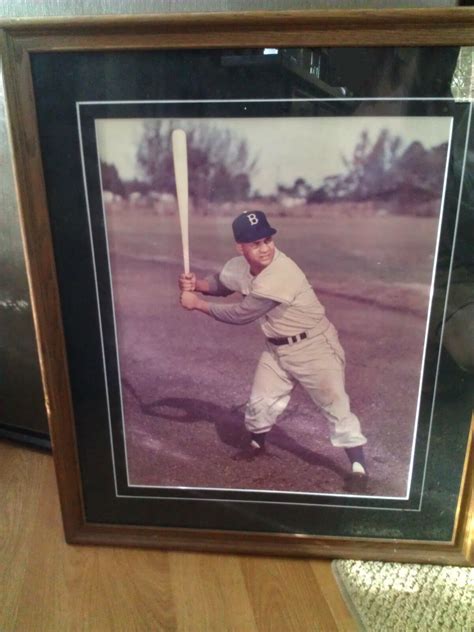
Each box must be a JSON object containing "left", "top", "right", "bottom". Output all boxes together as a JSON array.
[{"left": 267, "top": 332, "right": 308, "bottom": 346}]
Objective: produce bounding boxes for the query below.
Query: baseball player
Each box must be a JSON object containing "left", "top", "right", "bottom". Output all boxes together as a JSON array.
[{"left": 179, "top": 210, "right": 367, "bottom": 476}]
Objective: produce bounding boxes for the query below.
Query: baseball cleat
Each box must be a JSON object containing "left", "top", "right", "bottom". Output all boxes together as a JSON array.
[
  {"left": 233, "top": 445, "right": 265, "bottom": 461},
  {"left": 232, "top": 432, "right": 268, "bottom": 461}
]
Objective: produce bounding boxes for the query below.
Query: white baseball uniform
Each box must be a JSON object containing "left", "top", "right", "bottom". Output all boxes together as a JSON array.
[{"left": 209, "top": 249, "right": 366, "bottom": 448}]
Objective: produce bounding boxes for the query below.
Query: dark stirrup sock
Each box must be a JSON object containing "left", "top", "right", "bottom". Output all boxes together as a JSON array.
[
  {"left": 344, "top": 445, "right": 366, "bottom": 467},
  {"left": 250, "top": 432, "right": 267, "bottom": 449}
]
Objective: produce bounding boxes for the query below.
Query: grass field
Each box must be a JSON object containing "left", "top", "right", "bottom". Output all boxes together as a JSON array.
[{"left": 105, "top": 204, "right": 440, "bottom": 297}]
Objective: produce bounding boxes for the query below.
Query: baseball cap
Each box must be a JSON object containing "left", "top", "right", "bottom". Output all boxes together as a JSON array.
[{"left": 232, "top": 211, "right": 277, "bottom": 243}]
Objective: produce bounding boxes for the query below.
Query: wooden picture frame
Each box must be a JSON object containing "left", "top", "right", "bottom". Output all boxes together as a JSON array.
[{"left": 1, "top": 9, "right": 473, "bottom": 564}]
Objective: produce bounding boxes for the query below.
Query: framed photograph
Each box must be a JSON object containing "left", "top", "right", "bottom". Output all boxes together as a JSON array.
[{"left": 1, "top": 10, "right": 473, "bottom": 563}]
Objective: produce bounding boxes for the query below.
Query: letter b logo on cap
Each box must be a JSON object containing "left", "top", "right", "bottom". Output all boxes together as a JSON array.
[{"left": 232, "top": 210, "right": 277, "bottom": 243}]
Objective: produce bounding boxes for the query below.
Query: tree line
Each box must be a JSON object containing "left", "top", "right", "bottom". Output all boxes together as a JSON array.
[{"left": 101, "top": 123, "right": 448, "bottom": 214}]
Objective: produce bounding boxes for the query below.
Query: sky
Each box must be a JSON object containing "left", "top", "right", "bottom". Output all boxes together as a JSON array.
[{"left": 95, "top": 115, "right": 452, "bottom": 195}]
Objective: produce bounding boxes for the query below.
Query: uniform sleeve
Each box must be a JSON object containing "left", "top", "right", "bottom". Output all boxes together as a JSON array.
[
  {"left": 203, "top": 273, "right": 234, "bottom": 297},
  {"left": 208, "top": 295, "right": 279, "bottom": 325}
]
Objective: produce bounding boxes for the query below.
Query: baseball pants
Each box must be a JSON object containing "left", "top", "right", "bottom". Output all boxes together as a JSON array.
[{"left": 244, "top": 323, "right": 367, "bottom": 448}]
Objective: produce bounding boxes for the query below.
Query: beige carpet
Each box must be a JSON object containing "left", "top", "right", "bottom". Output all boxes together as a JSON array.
[{"left": 332, "top": 560, "right": 474, "bottom": 631}]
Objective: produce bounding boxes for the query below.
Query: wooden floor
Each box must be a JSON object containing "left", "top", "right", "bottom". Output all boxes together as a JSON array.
[{"left": 0, "top": 440, "right": 356, "bottom": 632}]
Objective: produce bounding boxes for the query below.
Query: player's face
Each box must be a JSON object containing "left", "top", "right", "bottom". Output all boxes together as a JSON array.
[{"left": 237, "top": 236, "right": 276, "bottom": 274}]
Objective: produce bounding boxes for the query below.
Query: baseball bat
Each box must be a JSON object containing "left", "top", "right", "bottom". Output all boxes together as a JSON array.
[{"left": 171, "top": 129, "right": 190, "bottom": 275}]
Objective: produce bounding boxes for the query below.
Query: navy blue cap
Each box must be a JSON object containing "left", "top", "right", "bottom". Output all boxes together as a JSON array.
[{"left": 232, "top": 211, "right": 277, "bottom": 243}]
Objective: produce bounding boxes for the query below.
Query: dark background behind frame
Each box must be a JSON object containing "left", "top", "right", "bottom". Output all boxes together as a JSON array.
[{"left": 31, "top": 47, "right": 473, "bottom": 540}]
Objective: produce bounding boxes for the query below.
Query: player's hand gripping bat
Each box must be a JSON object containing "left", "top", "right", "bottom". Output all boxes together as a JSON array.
[{"left": 172, "top": 129, "right": 190, "bottom": 276}]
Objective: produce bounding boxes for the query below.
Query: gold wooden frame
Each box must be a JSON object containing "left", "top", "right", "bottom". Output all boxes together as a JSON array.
[{"left": 1, "top": 9, "right": 473, "bottom": 564}]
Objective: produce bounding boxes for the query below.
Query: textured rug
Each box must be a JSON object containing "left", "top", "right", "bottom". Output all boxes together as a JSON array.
[{"left": 332, "top": 560, "right": 474, "bottom": 631}]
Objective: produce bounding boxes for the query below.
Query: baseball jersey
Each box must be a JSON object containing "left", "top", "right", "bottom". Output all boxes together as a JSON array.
[{"left": 216, "top": 249, "right": 330, "bottom": 338}]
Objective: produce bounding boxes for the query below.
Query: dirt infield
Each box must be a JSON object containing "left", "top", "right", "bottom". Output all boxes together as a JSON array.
[{"left": 104, "top": 207, "right": 439, "bottom": 498}]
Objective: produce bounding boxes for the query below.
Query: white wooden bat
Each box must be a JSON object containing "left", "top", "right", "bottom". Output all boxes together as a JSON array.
[{"left": 171, "top": 129, "right": 190, "bottom": 275}]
